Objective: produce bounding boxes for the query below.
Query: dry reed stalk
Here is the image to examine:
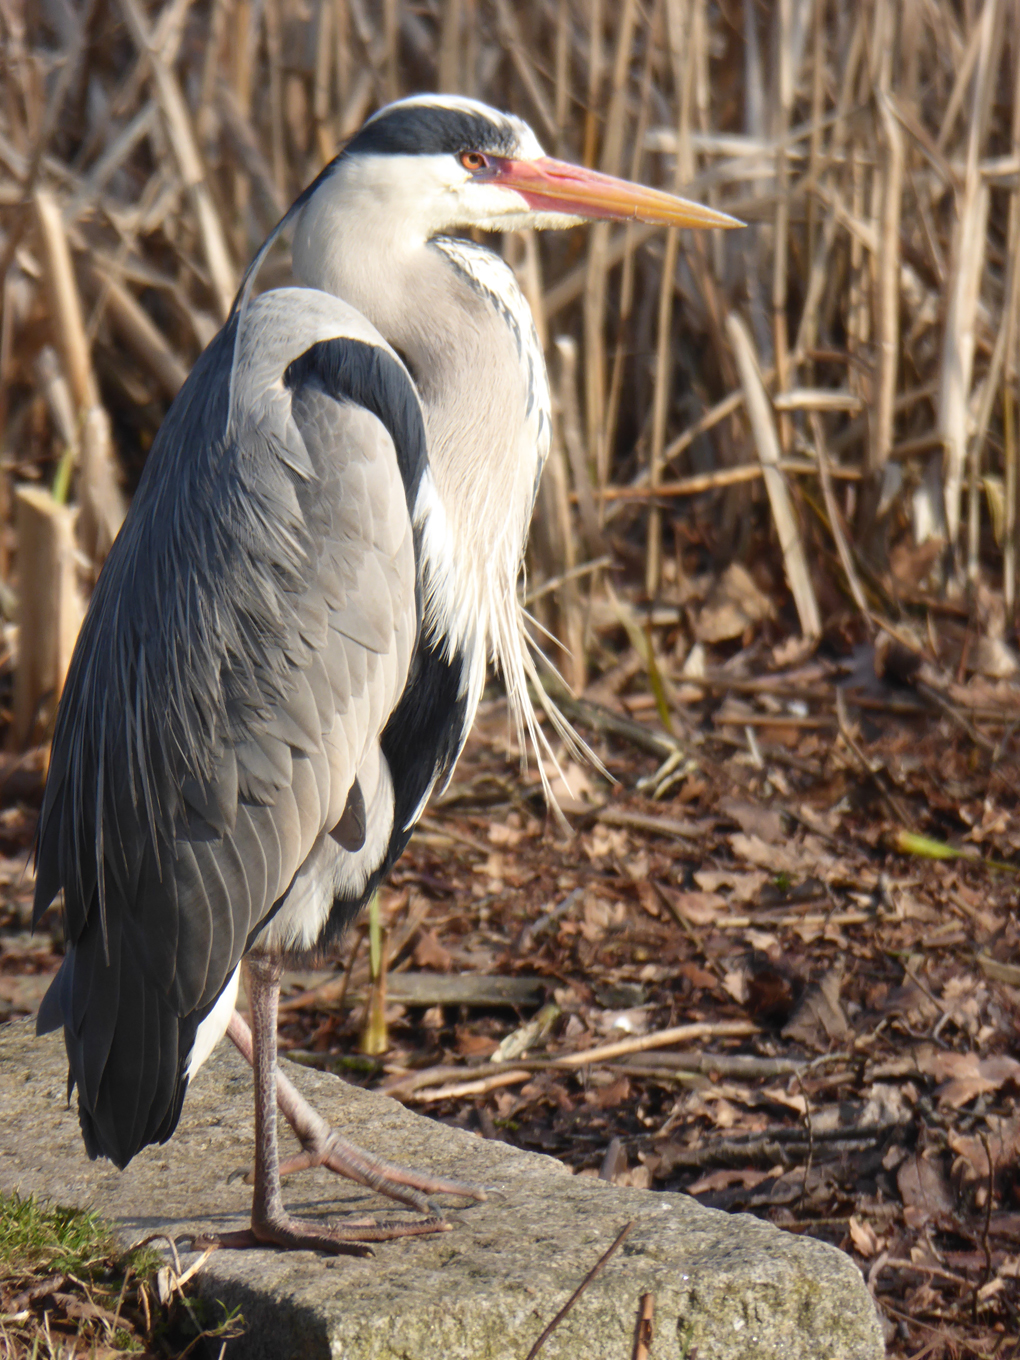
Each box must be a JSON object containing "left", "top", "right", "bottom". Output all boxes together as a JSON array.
[
  {"left": 646, "top": 0, "right": 695, "bottom": 597},
  {"left": 774, "top": 389, "right": 863, "bottom": 413},
  {"left": 11, "top": 486, "right": 85, "bottom": 750},
  {"left": 583, "top": 0, "right": 604, "bottom": 169},
  {"left": 792, "top": 9, "right": 865, "bottom": 361},
  {"left": 439, "top": 0, "right": 462, "bottom": 97},
  {"left": 770, "top": 0, "right": 795, "bottom": 456},
  {"left": 806, "top": 0, "right": 824, "bottom": 275},
  {"left": 583, "top": 0, "right": 638, "bottom": 511},
  {"left": 606, "top": 384, "right": 758, "bottom": 519},
  {"left": 334, "top": 0, "right": 351, "bottom": 121},
  {"left": 197, "top": 0, "right": 228, "bottom": 151},
  {"left": 494, "top": 0, "right": 556, "bottom": 144},
  {"left": 33, "top": 189, "right": 124, "bottom": 557},
  {"left": 1005, "top": 1, "right": 1020, "bottom": 612},
  {"left": 727, "top": 312, "right": 821, "bottom": 640},
  {"left": 811, "top": 412, "right": 869, "bottom": 621},
  {"left": 227, "top": 0, "right": 257, "bottom": 258},
  {"left": 544, "top": 222, "right": 658, "bottom": 318},
  {"left": 383, "top": 0, "right": 399, "bottom": 103},
  {"left": 533, "top": 440, "right": 586, "bottom": 692},
  {"left": 869, "top": 7, "right": 904, "bottom": 534},
  {"left": 263, "top": 0, "right": 286, "bottom": 200},
  {"left": 117, "top": 0, "right": 236, "bottom": 319},
  {"left": 553, "top": 0, "right": 570, "bottom": 154},
  {"left": 595, "top": 458, "right": 860, "bottom": 504},
  {"left": 33, "top": 189, "right": 96, "bottom": 414},
  {"left": 66, "top": 103, "right": 158, "bottom": 223},
  {"left": 582, "top": 217, "right": 610, "bottom": 504},
  {"left": 216, "top": 82, "right": 288, "bottom": 221},
  {"left": 935, "top": 11, "right": 987, "bottom": 155},
  {"left": 556, "top": 337, "right": 602, "bottom": 557},
  {"left": 77, "top": 256, "right": 188, "bottom": 400},
  {"left": 646, "top": 222, "right": 679, "bottom": 598},
  {"left": 603, "top": 0, "right": 660, "bottom": 471},
  {"left": 937, "top": 0, "right": 999, "bottom": 556}
]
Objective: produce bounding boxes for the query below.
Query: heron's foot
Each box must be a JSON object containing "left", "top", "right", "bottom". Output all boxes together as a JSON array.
[{"left": 270, "top": 1129, "right": 488, "bottom": 1214}]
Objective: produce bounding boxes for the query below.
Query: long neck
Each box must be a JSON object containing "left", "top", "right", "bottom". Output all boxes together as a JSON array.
[{"left": 291, "top": 184, "right": 548, "bottom": 680}]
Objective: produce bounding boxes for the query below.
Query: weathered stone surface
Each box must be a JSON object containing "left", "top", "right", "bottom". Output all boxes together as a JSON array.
[{"left": 1, "top": 1020, "right": 884, "bottom": 1359}]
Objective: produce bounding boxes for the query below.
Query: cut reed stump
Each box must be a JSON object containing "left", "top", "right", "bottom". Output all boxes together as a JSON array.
[{"left": 11, "top": 486, "right": 84, "bottom": 750}]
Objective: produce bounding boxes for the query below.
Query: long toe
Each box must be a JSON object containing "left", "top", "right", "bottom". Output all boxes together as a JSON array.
[
  {"left": 189, "top": 1226, "right": 374, "bottom": 1257},
  {"left": 252, "top": 1210, "right": 452, "bottom": 1251},
  {"left": 192, "top": 1209, "right": 453, "bottom": 1255},
  {"left": 277, "top": 1129, "right": 488, "bottom": 1211}
]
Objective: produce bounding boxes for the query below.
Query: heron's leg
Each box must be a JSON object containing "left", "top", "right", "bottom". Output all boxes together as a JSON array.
[
  {"left": 204, "top": 960, "right": 450, "bottom": 1254},
  {"left": 226, "top": 1009, "right": 486, "bottom": 1208}
]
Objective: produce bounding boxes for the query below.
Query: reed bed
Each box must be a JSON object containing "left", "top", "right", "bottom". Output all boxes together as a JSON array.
[{"left": 0, "top": 0, "right": 1018, "bottom": 736}]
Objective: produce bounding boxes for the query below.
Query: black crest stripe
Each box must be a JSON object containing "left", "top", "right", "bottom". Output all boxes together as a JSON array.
[{"left": 348, "top": 103, "right": 519, "bottom": 158}]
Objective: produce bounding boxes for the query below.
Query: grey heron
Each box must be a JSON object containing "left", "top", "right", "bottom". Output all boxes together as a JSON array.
[{"left": 33, "top": 95, "right": 738, "bottom": 1254}]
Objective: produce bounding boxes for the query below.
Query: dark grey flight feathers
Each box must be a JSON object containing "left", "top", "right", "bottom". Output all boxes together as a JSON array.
[{"left": 34, "top": 285, "right": 460, "bottom": 1166}]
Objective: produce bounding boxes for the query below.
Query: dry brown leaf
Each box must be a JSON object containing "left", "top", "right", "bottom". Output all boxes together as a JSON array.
[
  {"left": 672, "top": 890, "right": 726, "bottom": 925},
  {"left": 723, "top": 969, "right": 749, "bottom": 1005},
  {"left": 888, "top": 537, "right": 943, "bottom": 590},
  {"left": 586, "top": 824, "right": 628, "bottom": 859},
  {"left": 782, "top": 967, "right": 849, "bottom": 1045},
  {"left": 693, "top": 868, "right": 767, "bottom": 902},
  {"left": 686, "top": 1167, "right": 772, "bottom": 1195},
  {"left": 412, "top": 930, "right": 452, "bottom": 972},
  {"left": 916, "top": 1051, "right": 1020, "bottom": 1107},
  {"left": 971, "top": 635, "right": 1020, "bottom": 678},
  {"left": 456, "top": 1031, "right": 500, "bottom": 1058},
  {"left": 949, "top": 1116, "right": 1020, "bottom": 1184},
  {"left": 897, "top": 1151, "right": 955, "bottom": 1226},
  {"left": 615, "top": 1165, "right": 653, "bottom": 1189},
  {"left": 728, "top": 832, "right": 802, "bottom": 874},
  {"left": 546, "top": 759, "right": 596, "bottom": 813},
  {"left": 584, "top": 1076, "right": 632, "bottom": 1109},
  {"left": 580, "top": 895, "right": 626, "bottom": 942},
  {"left": 758, "top": 1085, "right": 808, "bottom": 1115},
  {"left": 694, "top": 562, "right": 776, "bottom": 643},
  {"left": 488, "top": 820, "right": 526, "bottom": 847},
  {"left": 678, "top": 962, "right": 718, "bottom": 991},
  {"left": 706, "top": 1097, "right": 740, "bottom": 1128},
  {"left": 848, "top": 1215, "right": 883, "bottom": 1258},
  {"left": 720, "top": 797, "right": 784, "bottom": 843}
]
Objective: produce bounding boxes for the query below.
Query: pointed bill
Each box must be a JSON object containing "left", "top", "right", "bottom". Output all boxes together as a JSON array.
[{"left": 490, "top": 156, "right": 742, "bottom": 230}]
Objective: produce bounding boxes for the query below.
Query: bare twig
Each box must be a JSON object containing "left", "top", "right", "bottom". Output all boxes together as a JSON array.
[
  {"left": 524, "top": 1222, "right": 634, "bottom": 1360},
  {"left": 632, "top": 1293, "right": 655, "bottom": 1360}
]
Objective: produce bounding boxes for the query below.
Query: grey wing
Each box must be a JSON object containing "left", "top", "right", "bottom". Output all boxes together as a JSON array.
[{"left": 33, "top": 300, "right": 425, "bottom": 1167}]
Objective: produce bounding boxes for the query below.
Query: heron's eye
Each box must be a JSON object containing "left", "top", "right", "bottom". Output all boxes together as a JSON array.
[{"left": 460, "top": 151, "right": 488, "bottom": 172}]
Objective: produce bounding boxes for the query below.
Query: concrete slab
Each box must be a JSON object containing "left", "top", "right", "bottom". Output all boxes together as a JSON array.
[{"left": 0, "top": 1020, "right": 884, "bottom": 1359}]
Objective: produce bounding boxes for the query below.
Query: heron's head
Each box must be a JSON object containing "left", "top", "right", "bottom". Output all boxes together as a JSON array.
[{"left": 306, "top": 94, "right": 740, "bottom": 244}]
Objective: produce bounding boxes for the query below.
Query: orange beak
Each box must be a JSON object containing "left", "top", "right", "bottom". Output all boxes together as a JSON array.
[{"left": 488, "top": 155, "right": 742, "bottom": 230}]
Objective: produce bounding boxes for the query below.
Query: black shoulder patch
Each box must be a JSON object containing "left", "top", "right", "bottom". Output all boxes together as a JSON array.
[
  {"left": 381, "top": 634, "right": 467, "bottom": 847},
  {"left": 283, "top": 339, "right": 427, "bottom": 513},
  {"left": 348, "top": 103, "right": 519, "bottom": 159}
]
